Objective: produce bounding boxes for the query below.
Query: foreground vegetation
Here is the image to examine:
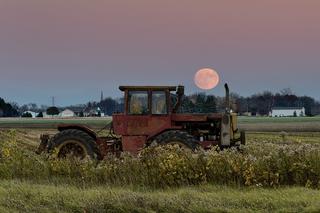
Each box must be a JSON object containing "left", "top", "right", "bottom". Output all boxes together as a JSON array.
[
  {"left": 0, "top": 130, "right": 319, "bottom": 188},
  {"left": 0, "top": 129, "right": 319, "bottom": 212},
  {"left": 1, "top": 180, "right": 320, "bottom": 212}
]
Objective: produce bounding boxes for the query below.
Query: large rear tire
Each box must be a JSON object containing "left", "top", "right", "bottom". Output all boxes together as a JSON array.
[
  {"left": 48, "top": 129, "right": 99, "bottom": 160},
  {"left": 151, "top": 130, "right": 199, "bottom": 151}
]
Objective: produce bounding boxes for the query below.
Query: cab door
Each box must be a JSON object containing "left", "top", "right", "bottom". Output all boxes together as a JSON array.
[
  {"left": 125, "top": 90, "right": 150, "bottom": 135},
  {"left": 119, "top": 90, "right": 171, "bottom": 135}
]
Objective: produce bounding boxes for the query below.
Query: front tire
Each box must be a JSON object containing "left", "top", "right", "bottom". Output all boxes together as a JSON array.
[
  {"left": 48, "top": 129, "right": 99, "bottom": 159},
  {"left": 150, "top": 130, "right": 199, "bottom": 151}
]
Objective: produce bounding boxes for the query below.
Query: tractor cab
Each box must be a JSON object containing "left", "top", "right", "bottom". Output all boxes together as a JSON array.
[
  {"left": 118, "top": 85, "right": 184, "bottom": 115},
  {"left": 112, "top": 86, "right": 184, "bottom": 153}
]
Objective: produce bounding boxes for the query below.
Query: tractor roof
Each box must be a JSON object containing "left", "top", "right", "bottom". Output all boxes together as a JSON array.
[{"left": 119, "top": 86, "right": 178, "bottom": 91}]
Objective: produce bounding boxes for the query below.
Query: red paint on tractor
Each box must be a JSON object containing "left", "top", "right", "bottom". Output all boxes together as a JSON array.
[
  {"left": 113, "top": 114, "right": 176, "bottom": 139},
  {"left": 122, "top": 136, "right": 146, "bottom": 154}
]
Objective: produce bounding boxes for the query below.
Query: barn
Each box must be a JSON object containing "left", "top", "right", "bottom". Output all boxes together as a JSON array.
[
  {"left": 270, "top": 107, "right": 305, "bottom": 117},
  {"left": 59, "top": 109, "right": 75, "bottom": 118}
]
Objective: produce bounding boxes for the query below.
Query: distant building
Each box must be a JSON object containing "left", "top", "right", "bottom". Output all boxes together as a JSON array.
[
  {"left": 42, "top": 112, "right": 59, "bottom": 118},
  {"left": 270, "top": 107, "right": 305, "bottom": 117},
  {"left": 22, "top": 111, "right": 38, "bottom": 118},
  {"left": 83, "top": 106, "right": 103, "bottom": 117},
  {"left": 242, "top": 112, "right": 252, "bottom": 116},
  {"left": 59, "top": 109, "right": 75, "bottom": 118},
  {"left": 62, "top": 106, "right": 85, "bottom": 117}
]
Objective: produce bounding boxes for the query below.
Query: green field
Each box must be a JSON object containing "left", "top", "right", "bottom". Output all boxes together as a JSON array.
[
  {"left": 0, "top": 117, "right": 112, "bottom": 129},
  {"left": 238, "top": 116, "right": 320, "bottom": 123},
  {"left": 238, "top": 116, "right": 320, "bottom": 132},
  {"left": 1, "top": 116, "right": 320, "bottom": 132}
]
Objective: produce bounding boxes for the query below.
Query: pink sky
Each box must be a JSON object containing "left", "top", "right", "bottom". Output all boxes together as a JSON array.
[{"left": 0, "top": 0, "right": 320, "bottom": 105}]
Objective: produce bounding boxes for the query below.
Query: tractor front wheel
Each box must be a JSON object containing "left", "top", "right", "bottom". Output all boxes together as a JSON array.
[
  {"left": 48, "top": 129, "right": 99, "bottom": 160},
  {"left": 150, "top": 130, "right": 199, "bottom": 151}
]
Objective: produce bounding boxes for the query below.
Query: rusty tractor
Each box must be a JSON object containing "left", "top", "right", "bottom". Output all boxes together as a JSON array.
[{"left": 37, "top": 84, "right": 245, "bottom": 159}]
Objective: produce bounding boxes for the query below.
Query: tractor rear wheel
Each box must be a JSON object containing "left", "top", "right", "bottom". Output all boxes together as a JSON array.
[
  {"left": 48, "top": 129, "right": 99, "bottom": 160},
  {"left": 151, "top": 130, "right": 199, "bottom": 151}
]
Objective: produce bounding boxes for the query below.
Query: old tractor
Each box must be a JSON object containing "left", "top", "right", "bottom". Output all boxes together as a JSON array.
[{"left": 37, "top": 84, "right": 245, "bottom": 159}]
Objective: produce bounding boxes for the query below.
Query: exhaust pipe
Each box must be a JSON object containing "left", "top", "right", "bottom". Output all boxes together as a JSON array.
[
  {"left": 173, "top": 85, "right": 185, "bottom": 113},
  {"left": 225, "top": 83, "right": 230, "bottom": 113}
]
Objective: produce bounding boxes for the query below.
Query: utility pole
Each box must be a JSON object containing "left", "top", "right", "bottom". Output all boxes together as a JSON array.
[
  {"left": 100, "top": 91, "right": 104, "bottom": 102},
  {"left": 51, "top": 96, "right": 55, "bottom": 106}
]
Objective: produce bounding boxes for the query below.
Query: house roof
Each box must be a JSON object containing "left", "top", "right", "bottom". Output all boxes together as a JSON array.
[
  {"left": 66, "top": 106, "right": 85, "bottom": 113},
  {"left": 61, "top": 109, "right": 74, "bottom": 113},
  {"left": 272, "top": 107, "right": 304, "bottom": 110}
]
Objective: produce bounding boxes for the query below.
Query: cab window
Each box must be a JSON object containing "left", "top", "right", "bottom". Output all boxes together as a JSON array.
[
  {"left": 128, "top": 91, "right": 148, "bottom": 115},
  {"left": 152, "top": 91, "right": 167, "bottom": 114}
]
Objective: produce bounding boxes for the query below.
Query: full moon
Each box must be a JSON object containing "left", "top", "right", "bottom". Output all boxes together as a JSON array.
[{"left": 194, "top": 68, "right": 220, "bottom": 90}]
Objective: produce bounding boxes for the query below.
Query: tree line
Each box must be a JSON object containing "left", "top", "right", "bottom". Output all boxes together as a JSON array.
[
  {"left": 0, "top": 98, "right": 19, "bottom": 117},
  {"left": 233, "top": 89, "right": 320, "bottom": 116},
  {"left": 1, "top": 88, "right": 320, "bottom": 117},
  {"left": 90, "top": 89, "right": 320, "bottom": 116}
]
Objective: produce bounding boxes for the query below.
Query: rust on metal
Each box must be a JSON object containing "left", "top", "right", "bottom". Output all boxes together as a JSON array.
[{"left": 36, "top": 134, "right": 50, "bottom": 154}]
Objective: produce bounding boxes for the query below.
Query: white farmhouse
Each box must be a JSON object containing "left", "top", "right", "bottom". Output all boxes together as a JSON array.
[
  {"left": 59, "top": 109, "right": 75, "bottom": 118},
  {"left": 22, "top": 111, "right": 38, "bottom": 118},
  {"left": 270, "top": 107, "right": 305, "bottom": 117}
]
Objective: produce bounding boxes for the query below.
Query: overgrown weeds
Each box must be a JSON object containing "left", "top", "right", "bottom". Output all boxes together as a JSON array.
[{"left": 0, "top": 130, "right": 319, "bottom": 188}]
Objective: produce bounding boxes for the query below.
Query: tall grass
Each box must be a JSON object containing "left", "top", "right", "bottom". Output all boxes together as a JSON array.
[{"left": 0, "top": 130, "right": 319, "bottom": 188}]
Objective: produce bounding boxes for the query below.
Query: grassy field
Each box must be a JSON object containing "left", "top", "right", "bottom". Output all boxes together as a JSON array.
[
  {"left": 1, "top": 180, "right": 320, "bottom": 212},
  {"left": 0, "top": 117, "right": 112, "bottom": 129},
  {"left": 0, "top": 118, "right": 320, "bottom": 212},
  {"left": 238, "top": 116, "right": 320, "bottom": 132},
  {"left": 1, "top": 116, "right": 320, "bottom": 132}
]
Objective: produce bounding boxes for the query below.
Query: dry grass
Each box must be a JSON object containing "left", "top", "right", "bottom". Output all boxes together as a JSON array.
[
  {"left": 0, "top": 128, "right": 320, "bottom": 212},
  {"left": 0, "top": 129, "right": 319, "bottom": 188},
  {"left": 1, "top": 180, "right": 319, "bottom": 213}
]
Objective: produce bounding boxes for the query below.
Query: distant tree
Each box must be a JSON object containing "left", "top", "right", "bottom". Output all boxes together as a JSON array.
[
  {"left": 22, "top": 112, "right": 32, "bottom": 118},
  {"left": 311, "top": 102, "right": 320, "bottom": 116},
  {"left": 36, "top": 112, "right": 43, "bottom": 118},
  {"left": 203, "top": 95, "right": 217, "bottom": 113},
  {"left": 280, "top": 88, "right": 294, "bottom": 96},
  {"left": 46, "top": 107, "right": 59, "bottom": 116},
  {"left": 9, "top": 102, "right": 20, "bottom": 112},
  {"left": 19, "top": 104, "right": 29, "bottom": 114},
  {"left": 194, "top": 93, "right": 206, "bottom": 113},
  {"left": 293, "top": 111, "right": 297, "bottom": 117},
  {"left": 99, "top": 97, "right": 118, "bottom": 116},
  {"left": 79, "top": 111, "right": 84, "bottom": 117},
  {"left": 234, "top": 96, "right": 248, "bottom": 114},
  {"left": 299, "top": 96, "right": 316, "bottom": 116},
  {"left": 180, "top": 96, "right": 195, "bottom": 113},
  {"left": 0, "top": 98, "right": 19, "bottom": 117}
]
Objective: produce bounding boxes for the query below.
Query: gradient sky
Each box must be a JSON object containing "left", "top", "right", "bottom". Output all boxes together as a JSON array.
[{"left": 0, "top": 0, "right": 319, "bottom": 106}]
